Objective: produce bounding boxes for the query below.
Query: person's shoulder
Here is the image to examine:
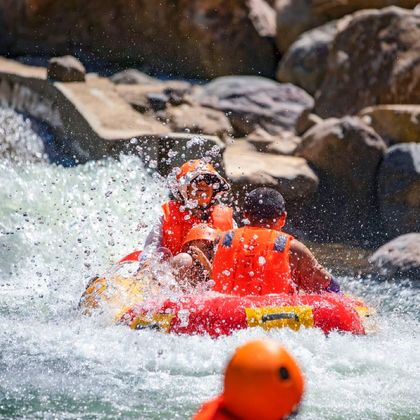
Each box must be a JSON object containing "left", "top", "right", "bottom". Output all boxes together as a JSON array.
[{"left": 289, "top": 238, "right": 311, "bottom": 255}]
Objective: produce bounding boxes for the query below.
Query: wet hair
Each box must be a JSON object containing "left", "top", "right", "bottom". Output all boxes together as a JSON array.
[{"left": 244, "top": 188, "right": 286, "bottom": 224}]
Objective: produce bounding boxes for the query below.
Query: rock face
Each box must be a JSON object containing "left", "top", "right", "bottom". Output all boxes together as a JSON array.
[
  {"left": 359, "top": 105, "right": 420, "bottom": 145},
  {"left": 315, "top": 7, "right": 420, "bottom": 117},
  {"left": 276, "top": 0, "right": 419, "bottom": 52},
  {"left": 194, "top": 76, "right": 314, "bottom": 137},
  {"left": 0, "top": 0, "right": 277, "bottom": 78},
  {"left": 276, "top": 20, "right": 339, "bottom": 95},
  {"left": 224, "top": 140, "right": 319, "bottom": 202},
  {"left": 47, "top": 56, "right": 86, "bottom": 82},
  {"left": 377, "top": 143, "right": 420, "bottom": 236},
  {"left": 297, "top": 116, "right": 387, "bottom": 240},
  {"left": 369, "top": 233, "right": 420, "bottom": 279}
]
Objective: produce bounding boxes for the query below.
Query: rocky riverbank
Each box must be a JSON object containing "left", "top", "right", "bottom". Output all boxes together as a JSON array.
[{"left": 0, "top": 2, "right": 418, "bottom": 278}]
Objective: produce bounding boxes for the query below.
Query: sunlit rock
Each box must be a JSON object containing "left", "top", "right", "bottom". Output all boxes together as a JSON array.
[
  {"left": 224, "top": 140, "right": 319, "bottom": 202},
  {"left": 359, "top": 105, "right": 420, "bottom": 145},
  {"left": 369, "top": 233, "right": 420, "bottom": 279},
  {"left": 115, "top": 81, "right": 192, "bottom": 113},
  {"left": 275, "top": 0, "right": 419, "bottom": 52},
  {"left": 110, "top": 69, "right": 156, "bottom": 85},
  {"left": 315, "top": 7, "right": 420, "bottom": 117},
  {"left": 164, "top": 104, "right": 233, "bottom": 138}
]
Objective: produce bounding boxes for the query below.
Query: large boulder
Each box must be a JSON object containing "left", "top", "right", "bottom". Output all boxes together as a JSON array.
[
  {"left": 377, "top": 143, "right": 420, "bottom": 236},
  {"left": 275, "top": 0, "right": 419, "bottom": 52},
  {"left": 194, "top": 76, "right": 314, "bottom": 137},
  {"left": 276, "top": 20, "right": 340, "bottom": 95},
  {"left": 297, "top": 116, "right": 387, "bottom": 240},
  {"left": 47, "top": 55, "right": 85, "bottom": 82},
  {"left": 224, "top": 140, "right": 319, "bottom": 202},
  {"left": 0, "top": 0, "right": 277, "bottom": 78},
  {"left": 369, "top": 233, "right": 420, "bottom": 279},
  {"left": 359, "top": 105, "right": 420, "bottom": 145},
  {"left": 315, "top": 7, "right": 420, "bottom": 117}
]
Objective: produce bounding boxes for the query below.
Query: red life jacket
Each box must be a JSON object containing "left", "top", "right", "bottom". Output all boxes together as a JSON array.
[
  {"left": 161, "top": 201, "right": 233, "bottom": 256},
  {"left": 212, "top": 226, "right": 295, "bottom": 296}
]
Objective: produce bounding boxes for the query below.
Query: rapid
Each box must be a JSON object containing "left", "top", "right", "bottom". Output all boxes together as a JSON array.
[{"left": 0, "top": 109, "right": 419, "bottom": 419}]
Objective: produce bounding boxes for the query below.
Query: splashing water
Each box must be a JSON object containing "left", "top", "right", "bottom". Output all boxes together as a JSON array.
[{"left": 0, "top": 110, "right": 419, "bottom": 419}]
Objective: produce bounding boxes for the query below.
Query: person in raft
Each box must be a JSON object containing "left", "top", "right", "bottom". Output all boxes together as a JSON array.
[
  {"left": 194, "top": 339, "right": 304, "bottom": 420},
  {"left": 211, "top": 187, "right": 341, "bottom": 295},
  {"left": 141, "top": 159, "right": 234, "bottom": 262}
]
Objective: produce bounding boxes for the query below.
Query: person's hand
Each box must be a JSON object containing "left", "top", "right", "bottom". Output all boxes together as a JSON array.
[{"left": 326, "top": 278, "right": 341, "bottom": 293}]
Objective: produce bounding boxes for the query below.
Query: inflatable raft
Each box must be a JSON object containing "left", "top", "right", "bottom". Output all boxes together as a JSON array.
[{"left": 81, "top": 251, "right": 373, "bottom": 336}]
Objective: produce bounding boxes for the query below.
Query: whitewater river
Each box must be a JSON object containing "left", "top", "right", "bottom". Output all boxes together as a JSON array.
[{"left": 0, "top": 110, "right": 419, "bottom": 419}]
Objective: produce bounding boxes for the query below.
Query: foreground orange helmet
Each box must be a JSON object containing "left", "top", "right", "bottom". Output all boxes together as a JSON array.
[
  {"left": 175, "top": 160, "right": 229, "bottom": 201},
  {"left": 182, "top": 224, "right": 220, "bottom": 247},
  {"left": 223, "top": 339, "right": 304, "bottom": 420}
]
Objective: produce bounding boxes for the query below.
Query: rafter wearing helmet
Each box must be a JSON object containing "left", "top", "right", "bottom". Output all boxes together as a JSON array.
[{"left": 141, "top": 159, "right": 234, "bottom": 262}]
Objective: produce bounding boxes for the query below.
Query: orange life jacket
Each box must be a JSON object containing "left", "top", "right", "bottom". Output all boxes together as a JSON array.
[
  {"left": 212, "top": 226, "right": 295, "bottom": 296},
  {"left": 161, "top": 201, "right": 233, "bottom": 256},
  {"left": 194, "top": 397, "right": 234, "bottom": 420}
]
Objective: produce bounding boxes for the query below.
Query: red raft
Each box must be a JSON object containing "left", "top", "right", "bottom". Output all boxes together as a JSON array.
[
  {"left": 120, "top": 291, "right": 370, "bottom": 337},
  {"left": 106, "top": 250, "right": 371, "bottom": 337}
]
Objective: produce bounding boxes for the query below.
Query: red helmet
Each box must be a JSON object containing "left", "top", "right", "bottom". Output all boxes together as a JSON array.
[
  {"left": 175, "top": 160, "right": 229, "bottom": 202},
  {"left": 182, "top": 224, "right": 220, "bottom": 247}
]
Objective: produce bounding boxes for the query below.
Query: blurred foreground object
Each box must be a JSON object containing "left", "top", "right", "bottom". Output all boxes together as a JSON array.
[{"left": 194, "top": 339, "right": 304, "bottom": 420}]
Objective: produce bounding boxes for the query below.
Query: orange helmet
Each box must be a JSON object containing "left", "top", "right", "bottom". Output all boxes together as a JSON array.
[
  {"left": 182, "top": 224, "right": 220, "bottom": 247},
  {"left": 223, "top": 339, "right": 304, "bottom": 420},
  {"left": 175, "top": 160, "right": 229, "bottom": 202}
]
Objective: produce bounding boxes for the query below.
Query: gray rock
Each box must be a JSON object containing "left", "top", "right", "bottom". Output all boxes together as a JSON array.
[
  {"left": 369, "top": 233, "right": 420, "bottom": 279},
  {"left": 47, "top": 55, "right": 85, "bottom": 82},
  {"left": 377, "top": 143, "right": 420, "bottom": 236},
  {"left": 195, "top": 76, "right": 314, "bottom": 137},
  {"left": 110, "top": 69, "right": 156, "bottom": 85},
  {"left": 277, "top": 20, "right": 339, "bottom": 95}
]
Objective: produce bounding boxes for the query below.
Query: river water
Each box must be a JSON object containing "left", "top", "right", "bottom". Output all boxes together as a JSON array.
[{"left": 0, "top": 109, "right": 419, "bottom": 419}]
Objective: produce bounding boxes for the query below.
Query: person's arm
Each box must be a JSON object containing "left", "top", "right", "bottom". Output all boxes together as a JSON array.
[{"left": 289, "top": 239, "right": 334, "bottom": 293}]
